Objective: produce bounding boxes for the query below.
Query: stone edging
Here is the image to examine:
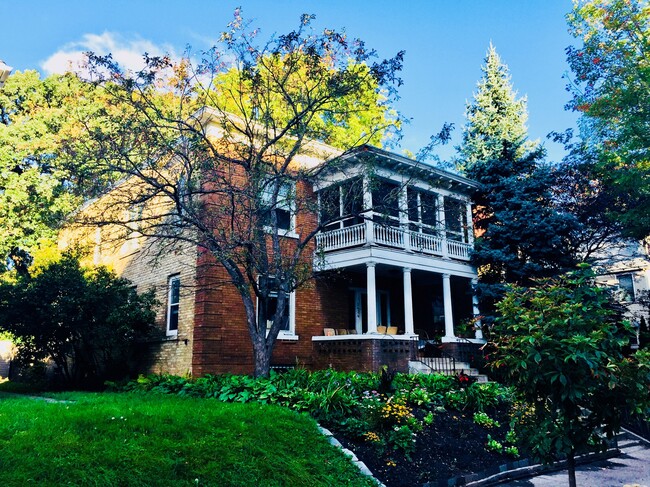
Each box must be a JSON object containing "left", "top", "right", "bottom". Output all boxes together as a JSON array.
[{"left": 318, "top": 426, "right": 387, "bottom": 487}]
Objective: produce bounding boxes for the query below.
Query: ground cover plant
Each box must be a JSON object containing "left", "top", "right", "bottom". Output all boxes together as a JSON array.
[
  {"left": 0, "top": 391, "right": 376, "bottom": 487},
  {"left": 108, "top": 369, "right": 521, "bottom": 486}
]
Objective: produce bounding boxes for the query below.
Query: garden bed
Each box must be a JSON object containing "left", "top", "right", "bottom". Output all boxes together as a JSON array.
[{"left": 333, "top": 405, "right": 518, "bottom": 487}]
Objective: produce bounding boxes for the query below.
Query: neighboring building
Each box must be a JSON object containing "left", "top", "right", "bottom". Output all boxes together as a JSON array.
[
  {"left": 62, "top": 132, "right": 481, "bottom": 376},
  {"left": 594, "top": 239, "right": 650, "bottom": 343}
]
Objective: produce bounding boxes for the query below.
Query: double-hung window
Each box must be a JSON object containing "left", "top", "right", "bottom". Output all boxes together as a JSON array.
[
  {"left": 261, "top": 178, "right": 295, "bottom": 234},
  {"left": 166, "top": 275, "right": 180, "bottom": 336},
  {"left": 257, "top": 277, "right": 296, "bottom": 338}
]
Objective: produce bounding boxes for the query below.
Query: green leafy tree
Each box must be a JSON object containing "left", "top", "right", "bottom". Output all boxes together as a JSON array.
[
  {"left": 70, "top": 10, "right": 404, "bottom": 377},
  {"left": 491, "top": 265, "right": 650, "bottom": 487},
  {"left": 457, "top": 43, "right": 534, "bottom": 173},
  {"left": 0, "top": 253, "right": 158, "bottom": 388},
  {"left": 0, "top": 71, "right": 101, "bottom": 273},
  {"left": 565, "top": 0, "right": 650, "bottom": 239}
]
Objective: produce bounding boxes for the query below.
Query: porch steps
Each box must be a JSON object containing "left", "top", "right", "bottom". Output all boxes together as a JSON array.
[{"left": 408, "top": 359, "right": 489, "bottom": 383}]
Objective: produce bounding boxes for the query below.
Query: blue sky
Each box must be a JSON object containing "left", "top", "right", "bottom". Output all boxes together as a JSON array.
[{"left": 1, "top": 0, "right": 578, "bottom": 163}]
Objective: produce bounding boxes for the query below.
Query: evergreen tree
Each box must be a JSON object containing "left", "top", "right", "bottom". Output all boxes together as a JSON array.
[
  {"left": 459, "top": 45, "right": 578, "bottom": 321},
  {"left": 457, "top": 43, "right": 533, "bottom": 173},
  {"left": 469, "top": 143, "right": 578, "bottom": 318}
]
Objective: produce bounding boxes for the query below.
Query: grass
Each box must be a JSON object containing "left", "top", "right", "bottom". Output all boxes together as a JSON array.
[{"left": 0, "top": 392, "right": 376, "bottom": 487}]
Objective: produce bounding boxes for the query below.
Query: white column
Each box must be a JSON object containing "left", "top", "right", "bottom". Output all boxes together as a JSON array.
[
  {"left": 472, "top": 278, "right": 483, "bottom": 340},
  {"left": 398, "top": 184, "right": 411, "bottom": 252},
  {"left": 465, "top": 203, "right": 474, "bottom": 245},
  {"left": 403, "top": 267, "right": 414, "bottom": 336},
  {"left": 437, "top": 194, "right": 449, "bottom": 258},
  {"left": 363, "top": 175, "right": 374, "bottom": 245},
  {"left": 366, "top": 261, "right": 378, "bottom": 334},
  {"left": 442, "top": 273, "right": 455, "bottom": 339}
]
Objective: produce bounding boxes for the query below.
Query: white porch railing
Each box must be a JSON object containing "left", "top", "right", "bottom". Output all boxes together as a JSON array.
[
  {"left": 374, "top": 224, "right": 404, "bottom": 248},
  {"left": 315, "top": 224, "right": 471, "bottom": 261},
  {"left": 315, "top": 223, "right": 366, "bottom": 251},
  {"left": 447, "top": 239, "right": 472, "bottom": 260}
]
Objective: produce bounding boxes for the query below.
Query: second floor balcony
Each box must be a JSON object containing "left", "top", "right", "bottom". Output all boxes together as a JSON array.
[{"left": 315, "top": 220, "right": 472, "bottom": 261}]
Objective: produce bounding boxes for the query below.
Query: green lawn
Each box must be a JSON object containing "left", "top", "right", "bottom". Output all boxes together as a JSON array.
[{"left": 0, "top": 392, "right": 376, "bottom": 487}]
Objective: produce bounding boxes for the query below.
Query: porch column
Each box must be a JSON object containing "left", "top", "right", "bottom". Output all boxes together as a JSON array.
[
  {"left": 465, "top": 203, "right": 474, "bottom": 245},
  {"left": 363, "top": 175, "right": 374, "bottom": 245},
  {"left": 366, "top": 261, "right": 378, "bottom": 334},
  {"left": 398, "top": 184, "right": 411, "bottom": 252},
  {"left": 437, "top": 194, "right": 449, "bottom": 258},
  {"left": 442, "top": 273, "right": 455, "bottom": 339},
  {"left": 403, "top": 267, "right": 414, "bottom": 336},
  {"left": 472, "top": 278, "right": 483, "bottom": 340}
]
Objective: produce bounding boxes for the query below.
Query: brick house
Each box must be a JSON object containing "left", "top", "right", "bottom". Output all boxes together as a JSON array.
[{"left": 63, "top": 131, "right": 482, "bottom": 376}]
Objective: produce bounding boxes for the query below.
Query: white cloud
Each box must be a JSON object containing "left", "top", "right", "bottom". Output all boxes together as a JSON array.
[{"left": 41, "top": 32, "right": 179, "bottom": 75}]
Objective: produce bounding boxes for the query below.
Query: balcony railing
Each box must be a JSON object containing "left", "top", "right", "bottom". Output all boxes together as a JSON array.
[{"left": 315, "top": 222, "right": 472, "bottom": 261}]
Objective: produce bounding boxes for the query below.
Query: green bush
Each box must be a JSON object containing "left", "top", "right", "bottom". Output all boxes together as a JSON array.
[{"left": 0, "top": 253, "right": 158, "bottom": 389}]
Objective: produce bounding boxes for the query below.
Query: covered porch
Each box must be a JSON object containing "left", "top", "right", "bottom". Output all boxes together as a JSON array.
[{"left": 312, "top": 259, "right": 482, "bottom": 342}]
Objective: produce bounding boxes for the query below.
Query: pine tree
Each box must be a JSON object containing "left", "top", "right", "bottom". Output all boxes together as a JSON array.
[{"left": 457, "top": 43, "right": 532, "bottom": 173}]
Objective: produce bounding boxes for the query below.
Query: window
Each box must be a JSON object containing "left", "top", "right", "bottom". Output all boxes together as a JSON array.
[
  {"left": 617, "top": 274, "right": 635, "bottom": 302},
  {"left": 444, "top": 198, "right": 469, "bottom": 243},
  {"left": 318, "top": 177, "right": 364, "bottom": 231},
  {"left": 407, "top": 188, "right": 438, "bottom": 234},
  {"left": 371, "top": 179, "right": 400, "bottom": 225},
  {"left": 257, "top": 277, "right": 296, "bottom": 338},
  {"left": 261, "top": 179, "right": 294, "bottom": 233},
  {"left": 166, "top": 275, "right": 180, "bottom": 335},
  {"left": 121, "top": 204, "right": 144, "bottom": 254}
]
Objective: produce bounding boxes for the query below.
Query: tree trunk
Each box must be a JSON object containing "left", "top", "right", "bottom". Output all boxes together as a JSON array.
[
  {"left": 567, "top": 449, "right": 577, "bottom": 487},
  {"left": 252, "top": 333, "right": 271, "bottom": 378}
]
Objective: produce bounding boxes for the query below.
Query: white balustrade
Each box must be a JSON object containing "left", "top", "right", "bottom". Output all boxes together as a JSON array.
[
  {"left": 315, "top": 223, "right": 366, "bottom": 252},
  {"left": 373, "top": 225, "right": 404, "bottom": 248},
  {"left": 316, "top": 223, "right": 471, "bottom": 261},
  {"left": 408, "top": 231, "right": 443, "bottom": 254},
  {"left": 447, "top": 240, "right": 471, "bottom": 260}
]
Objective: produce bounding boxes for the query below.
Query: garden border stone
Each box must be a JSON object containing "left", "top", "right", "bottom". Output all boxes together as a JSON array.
[{"left": 319, "top": 425, "right": 387, "bottom": 487}]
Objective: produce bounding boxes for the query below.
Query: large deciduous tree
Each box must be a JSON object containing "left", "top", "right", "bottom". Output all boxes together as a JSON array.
[
  {"left": 70, "top": 11, "right": 404, "bottom": 377},
  {"left": 491, "top": 265, "right": 650, "bottom": 487},
  {"left": 565, "top": 0, "right": 650, "bottom": 239},
  {"left": 0, "top": 71, "right": 95, "bottom": 273}
]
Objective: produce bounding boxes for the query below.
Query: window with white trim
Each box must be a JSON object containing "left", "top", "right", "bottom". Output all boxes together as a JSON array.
[
  {"left": 256, "top": 277, "right": 296, "bottom": 337},
  {"left": 444, "top": 197, "right": 469, "bottom": 243},
  {"left": 371, "top": 179, "right": 400, "bottom": 227},
  {"left": 166, "top": 275, "right": 180, "bottom": 336},
  {"left": 617, "top": 273, "right": 635, "bottom": 302},
  {"left": 261, "top": 179, "right": 295, "bottom": 233}
]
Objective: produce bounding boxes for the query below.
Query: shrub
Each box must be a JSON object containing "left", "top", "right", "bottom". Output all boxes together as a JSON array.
[{"left": 0, "top": 253, "right": 158, "bottom": 389}]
